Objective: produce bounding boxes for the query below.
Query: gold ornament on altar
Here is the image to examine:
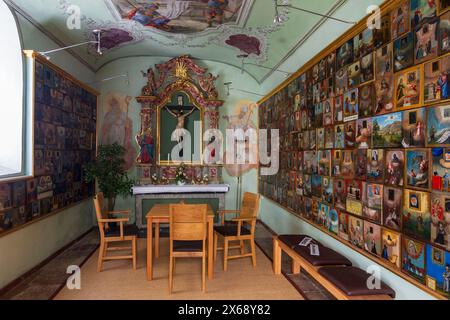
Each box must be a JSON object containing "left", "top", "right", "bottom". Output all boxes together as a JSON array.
[{"left": 175, "top": 61, "right": 189, "bottom": 82}]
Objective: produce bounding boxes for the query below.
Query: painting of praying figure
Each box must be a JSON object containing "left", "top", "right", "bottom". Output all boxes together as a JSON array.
[{"left": 427, "top": 104, "right": 450, "bottom": 146}]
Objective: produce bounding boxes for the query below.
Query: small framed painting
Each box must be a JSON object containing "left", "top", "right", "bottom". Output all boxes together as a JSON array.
[
  {"left": 359, "top": 82, "right": 375, "bottom": 118},
  {"left": 439, "top": 11, "right": 450, "bottom": 54},
  {"left": 363, "top": 221, "right": 382, "bottom": 257},
  {"left": 349, "top": 215, "right": 364, "bottom": 249},
  {"left": 344, "top": 121, "right": 356, "bottom": 148},
  {"left": 372, "top": 112, "right": 403, "bottom": 148},
  {"left": 427, "top": 104, "right": 450, "bottom": 146},
  {"left": 383, "top": 186, "right": 403, "bottom": 231},
  {"left": 360, "top": 53, "right": 374, "bottom": 84},
  {"left": 394, "top": 32, "right": 414, "bottom": 72},
  {"left": 401, "top": 108, "right": 426, "bottom": 148},
  {"left": 430, "top": 192, "right": 450, "bottom": 250},
  {"left": 334, "top": 124, "right": 345, "bottom": 149},
  {"left": 431, "top": 147, "right": 450, "bottom": 192},
  {"left": 384, "top": 149, "right": 405, "bottom": 186},
  {"left": 375, "top": 44, "right": 395, "bottom": 115},
  {"left": 367, "top": 149, "right": 385, "bottom": 183},
  {"left": 394, "top": 65, "right": 422, "bottom": 110},
  {"left": 425, "top": 245, "right": 450, "bottom": 299},
  {"left": 356, "top": 118, "right": 373, "bottom": 149},
  {"left": 335, "top": 68, "right": 348, "bottom": 96},
  {"left": 334, "top": 178, "right": 347, "bottom": 211},
  {"left": 403, "top": 189, "right": 431, "bottom": 241},
  {"left": 381, "top": 228, "right": 401, "bottom": 269},
  {"left": 343, "top": 88, "right": 359, "bottom": 122},
  {"left": 410, "top": 0, "right": 437, "bottom": 29},
  {"left": 405, "top": 148, "right": 431, "bottom": 191},
  {"left": 348, "top": 61, "right": 361, "bottom": 88},
  {"left": 337, "top": 39, "right": 354, "bottom": 69},
  {"left": 414, "top": 18, "right": 439, "bottom": 65},
  {"left": 402, "top": 236, "right": 426, "bottom": 283},
  {"left": 338, "top": 211, "right": 349, "bottom": 241},
  {"left": 391, "top": 0, "right": 410, "bottom": 40}
]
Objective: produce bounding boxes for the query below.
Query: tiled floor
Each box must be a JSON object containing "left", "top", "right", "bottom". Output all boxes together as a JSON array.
[{"left": 0, "top": 222, "right": 334, "bottom": 300}]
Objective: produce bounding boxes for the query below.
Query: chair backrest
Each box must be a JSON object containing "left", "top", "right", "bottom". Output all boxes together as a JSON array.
[
  {"left": 169, "top": 204, "right": 207, "bottom": 243},
  {"left": 93, "top": 192, "right": 106, "bottom": 238},
  {"left": 240, "top": 192, "right": 260, "bottom": 233}
]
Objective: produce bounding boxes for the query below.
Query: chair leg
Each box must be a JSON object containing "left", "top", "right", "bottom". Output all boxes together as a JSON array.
[
  {"left": 224, "top": 239, "right": 229, "bottom": 272},
  {"left": 250, "top": 238, "right": 257, "bottom": 267},
  {"left": 202, "top": 254, "right": 206, "bottom": 293},
  {"left": 240, "top": 240, "right": 245, "bottom": 255},
  {"left": 213, "top": 233, "right": 218, "bottom": 262},
  {"left": 169, "top": 256, "right": 174, "bottom": 294},
  {"left": 97, "top": 240, "right": 105, "bottom": 272},
  {"left": 132, "top": 237, "right": 137, "bottom": 271}
]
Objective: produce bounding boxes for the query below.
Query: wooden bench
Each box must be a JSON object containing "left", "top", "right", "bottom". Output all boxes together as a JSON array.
[{"left": 273, "top": 235, "right": 395, "bottom": 300}]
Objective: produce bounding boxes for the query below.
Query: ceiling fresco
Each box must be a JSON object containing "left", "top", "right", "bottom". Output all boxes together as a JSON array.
[
  {"left": 105, "top": 0, "right": 250, "bottom": 34},
  {"left": 6, "top": 0, "right": 385, "bottom": 83}
]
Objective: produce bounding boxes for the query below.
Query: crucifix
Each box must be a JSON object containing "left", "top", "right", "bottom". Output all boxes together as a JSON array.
[{"left": 164, "top": 95, "right": 196, "bottom": 145}]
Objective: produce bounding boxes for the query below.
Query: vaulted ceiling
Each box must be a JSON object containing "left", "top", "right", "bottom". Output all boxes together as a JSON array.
[{"left": 6, "top": 0, "right": 384, "bottom": 83}]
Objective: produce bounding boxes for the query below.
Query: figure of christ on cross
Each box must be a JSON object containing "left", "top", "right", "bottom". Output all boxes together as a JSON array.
[{"left": 164, "top": 104, "right": 197, "bottom": 145}]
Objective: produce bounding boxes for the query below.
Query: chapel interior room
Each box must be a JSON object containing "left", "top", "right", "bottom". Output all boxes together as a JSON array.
[{"left": 0, "top": 0, "right": 449, "bottom": 302}]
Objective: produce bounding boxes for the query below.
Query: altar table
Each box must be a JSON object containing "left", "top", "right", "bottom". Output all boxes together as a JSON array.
[
  {"left": 146, "top": 203, "right": 215, "bottom": 281},
  {"left": 133, "top": 184, "right": 230, "bottom": 229}
]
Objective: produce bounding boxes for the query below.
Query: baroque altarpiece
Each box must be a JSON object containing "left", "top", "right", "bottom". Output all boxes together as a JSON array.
[{"left": 135, "top": 55, "right": 224, "bottom": 184}]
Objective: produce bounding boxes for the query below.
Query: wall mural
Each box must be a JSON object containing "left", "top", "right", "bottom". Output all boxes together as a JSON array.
[
  {"left": 258, "top": 0, "right": 450, "bottom": 300},
  {"left": 101, "top": 92, "right": 136, "bottom": 171},
  {"left": 108, "top": 0, "right": 247, "bottom": 34}
]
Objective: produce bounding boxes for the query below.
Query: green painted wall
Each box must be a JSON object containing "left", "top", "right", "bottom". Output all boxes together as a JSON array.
[
  {"left": 96, "top": 57, "right": 260, "bottom": 222},
  {"left": 0, "top": 13, "right": 95, "bottom": 289}
]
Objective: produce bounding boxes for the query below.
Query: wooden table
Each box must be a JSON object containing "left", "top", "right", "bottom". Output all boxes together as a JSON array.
[{"left": 146, "top": 204, "right": 215, "bottom": 281}]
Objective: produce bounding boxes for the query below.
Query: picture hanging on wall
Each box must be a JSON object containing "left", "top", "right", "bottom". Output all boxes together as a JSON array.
[
  {"left": 425, "top": 245, "right": 450, "bottom": 298},
  {"left": 385, "top": 149, "right": 405, "bottom": 186},
  {"left": 394, "top": 32, "right": 415, "bottom": 72},
  {"left": 364, "top": 220, "right": 382, "bottom": 257},
  {"left": 427, "top": 104, "right": 450, "bottom": 146},
  {"left": 337, "top": 39, "right": 354, "bottom": 69},
  {"left": 424, "top": 55, "right": 450, "bottom": 103},
  {"left": 432, "top": 147, "right": 450, "bottom": 192},
  {"left": 343, "top": 88, "right": 359, "bottom": 122},
  {"left": 359, "top": 82, "right": 375, "bottom": 118},
  {"left": 383, "top": 186, "right": 403, "bottom": 231},
  {"left": 375, "top": 43, "right": 395, "bottom": 115},
  {"left": 391, "top": 0, "right": 410, "bottom": 40},
  {"left": 339, "top": 211, "right": 349, "bottom": 241},
  {"left": 405, "top": 148, "right": 431, "bottom": 191},
  {"left": 410, "top": 0, "right": 437, "bottom": 29},
  {"left": 430, "top": 192, "right": 450, "bottom": 250},
  {"left": 439, "top": 11, "right": 450, "bottom": 54},
  {"left": 349, "top": 215, "right": 364, "bottom": 249},
  {"left": 402, "top": 107, "right": 426, "bottom": 148},
  {"left": 402, "top": 188, "right": 431, "bottom": 241},
  {"left": 382, "top": 228, "right": 402, "bottom": 269},
  {"left": 395, "top": 65, "right": 422, "bottom": 110},
  {"left": 402, "top": 236, "right": 426, "bottom": 283},
  {"left": 360, "top": 53, "right": 375, "bottom": 84},
  {"left": 414, "top": 18, "right": 439, "bottom": 65},
  {"left": 372, "top": 112, "right": 403, "bottom": 148}
]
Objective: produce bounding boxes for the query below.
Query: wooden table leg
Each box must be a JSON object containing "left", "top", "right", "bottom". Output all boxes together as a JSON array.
[
  {"left": 147, "top": 217, "right": 153, "bottom": 281},
  {"left": 208, "top": 218, "right": 214, "bottom": 280},
  {"left": 155, "top": 222, "right": 159, "bottom": 258},
  {"left": 273, "top": 237, "right": 282, "bottom": 275}
]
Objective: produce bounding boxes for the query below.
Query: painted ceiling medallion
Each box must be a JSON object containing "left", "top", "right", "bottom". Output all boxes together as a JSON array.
[{"left": 105, "top": 0, "right": 252, "bottom": 35}]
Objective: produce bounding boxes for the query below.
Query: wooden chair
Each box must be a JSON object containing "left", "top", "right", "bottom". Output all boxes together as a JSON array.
[
  {"left": 214, "top": 192, "right": 260, "bottom": 271},
  {"left": 169, "top": 204, "right": 207, "bottom": 294},
  {"left": 94, "top": 192, "right": 137, "bottom": 272}
]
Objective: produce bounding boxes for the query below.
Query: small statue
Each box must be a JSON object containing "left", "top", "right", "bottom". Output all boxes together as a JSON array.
[
  {"left": 141, "top": 67, "right": 157, "bottom": 96},
  {"left": 202, "top": 174, "right": 209, "bottom": 185},
  {"left": 151, "top": 173, "right": 159, "bottom": 184},
  {"left": 199, "top": 73, "right": 219, "bottom": 100}
]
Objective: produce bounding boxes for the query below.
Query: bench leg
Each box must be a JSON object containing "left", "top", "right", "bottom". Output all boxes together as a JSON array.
[
  {"left": 291, "top": 259, "right": 301, "bottom": 275},
  {"left": 273, "top": 238, "right": 282, "bottom": 275}
]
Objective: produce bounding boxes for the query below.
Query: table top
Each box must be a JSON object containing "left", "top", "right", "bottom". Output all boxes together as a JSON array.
[
  {"left": 146, "top": 203, "right": 214, "bottom": 219},
  {"left": 133, "top": 184, "right": 230, "bottom": 195}
]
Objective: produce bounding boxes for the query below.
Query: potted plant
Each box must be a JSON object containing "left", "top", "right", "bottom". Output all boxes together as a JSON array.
[{"left": 84, "top": 143, "right": 134, "bottom": 211}]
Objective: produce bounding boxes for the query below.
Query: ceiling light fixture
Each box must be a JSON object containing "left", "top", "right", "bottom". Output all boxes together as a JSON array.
[
  {"left": 39, "top": 30, "right": 103, "bottom": 60},
  {"left": 274, "top": 1, "right": 357, "bottom": 25}
]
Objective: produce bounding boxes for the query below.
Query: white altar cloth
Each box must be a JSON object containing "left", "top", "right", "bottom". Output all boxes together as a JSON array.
[{"left": 132, "top": 184, "right": 230, "bottom": 195}]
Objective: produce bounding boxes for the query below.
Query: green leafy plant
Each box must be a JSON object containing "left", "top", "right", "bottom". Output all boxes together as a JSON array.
[{"left": 84, "top": 143, "right": 134, "bottom": 211}]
